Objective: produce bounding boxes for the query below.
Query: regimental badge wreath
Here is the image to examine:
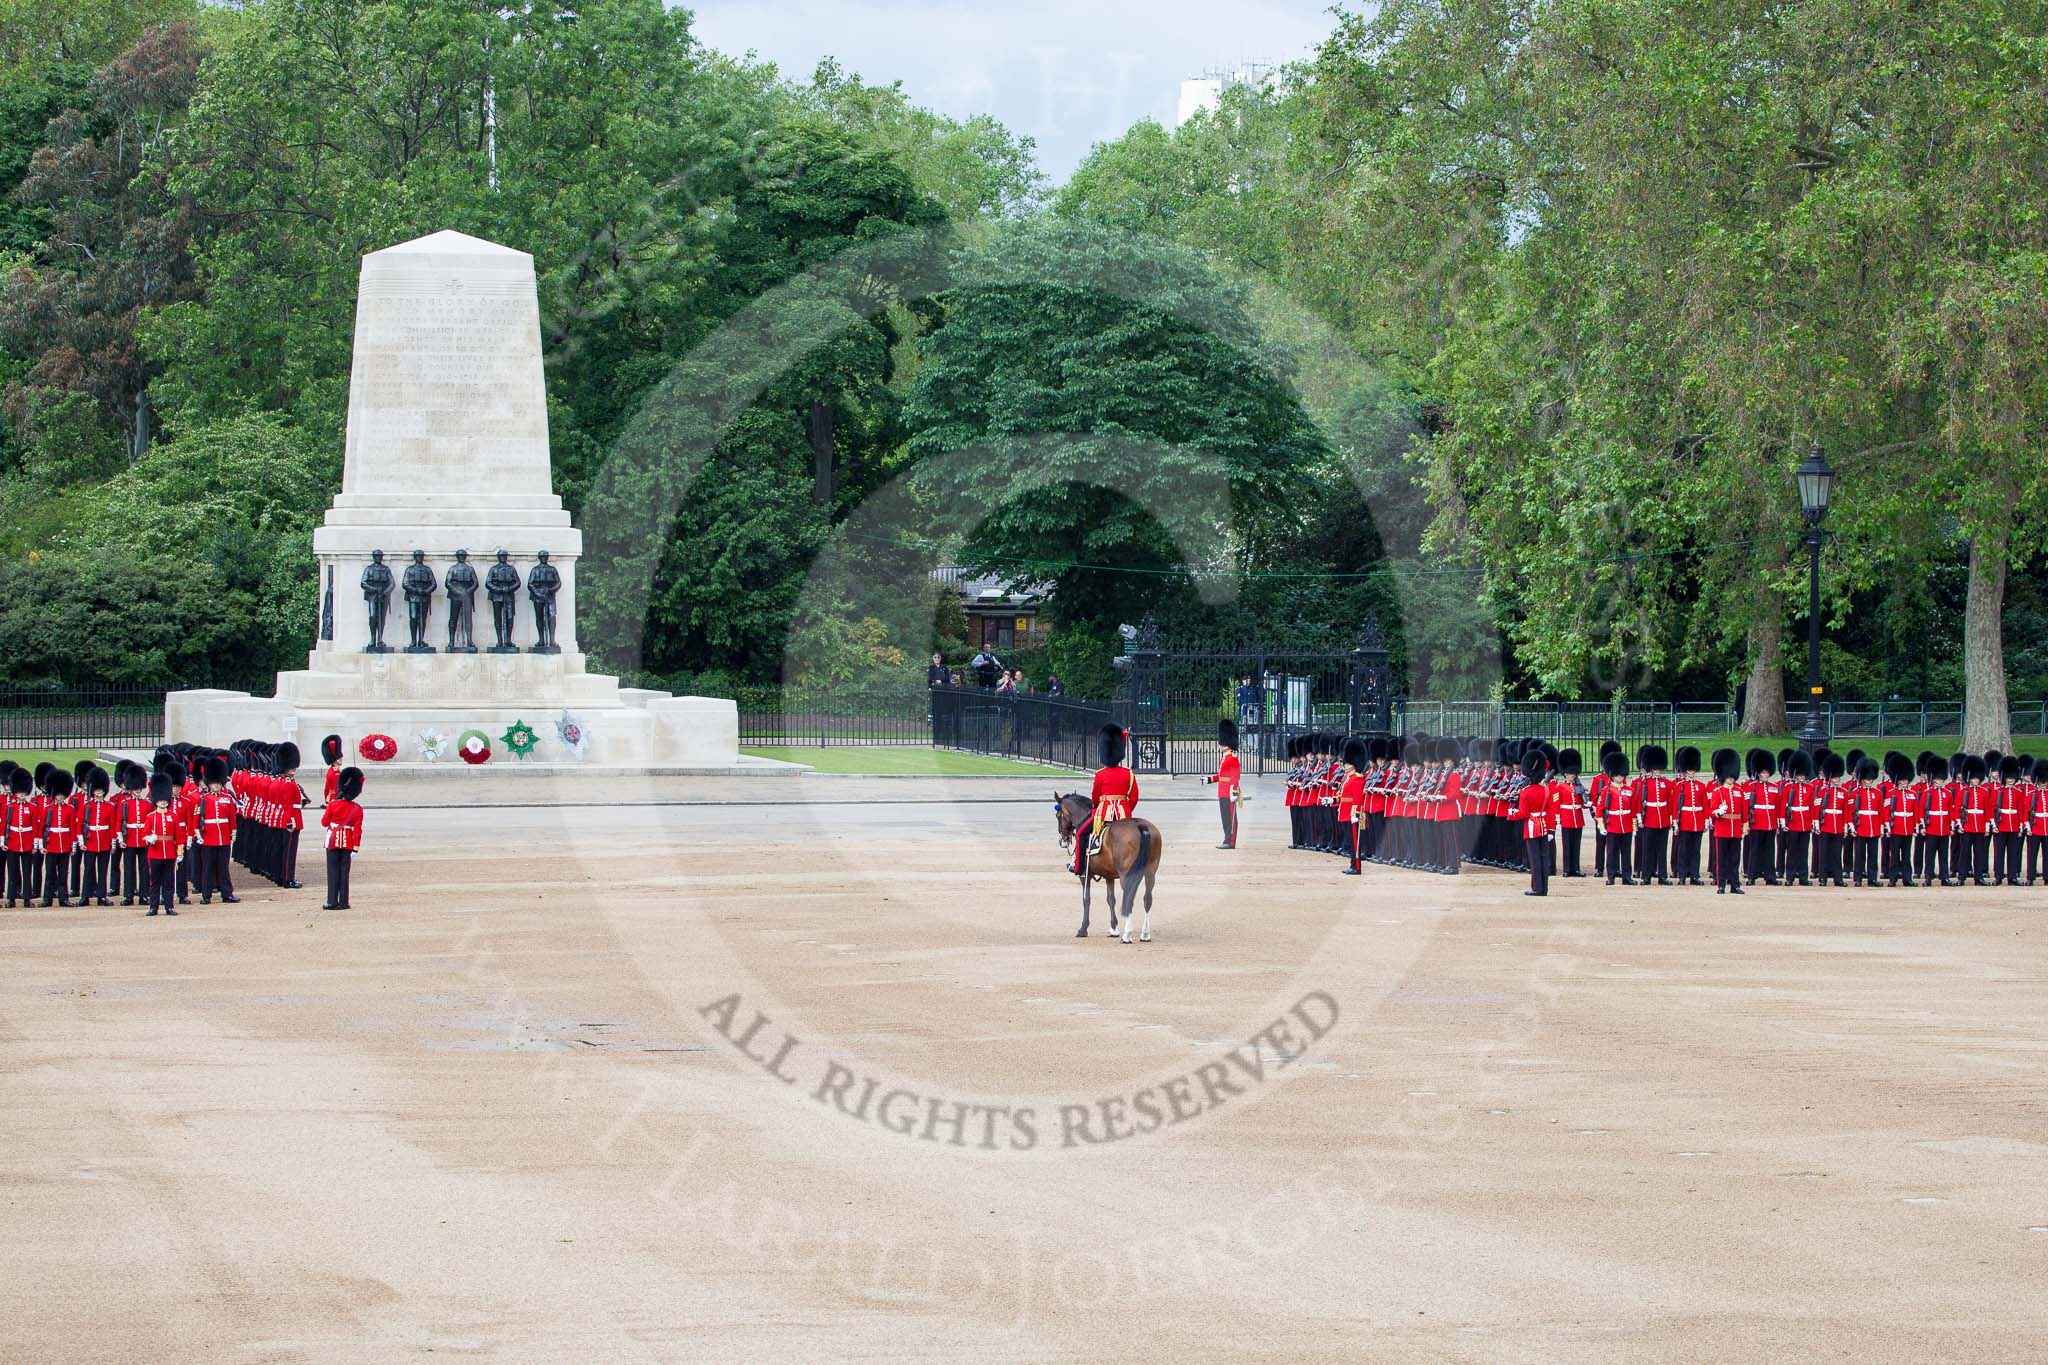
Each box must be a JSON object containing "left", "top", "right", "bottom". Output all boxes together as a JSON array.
[
  {"left": 358, "top": 733, "right": 398, "bottom": 762},
  {"left": 501, "top": 719, "right": 540, "bottom": 760},
  {"left": 457, "top": 729, "right": 493, "bottom": 765}
]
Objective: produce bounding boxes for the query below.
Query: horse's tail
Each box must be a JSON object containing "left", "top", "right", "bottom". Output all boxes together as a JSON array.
[{"left": 1133, "top": 823, "right": 1151, "bottom": 883}]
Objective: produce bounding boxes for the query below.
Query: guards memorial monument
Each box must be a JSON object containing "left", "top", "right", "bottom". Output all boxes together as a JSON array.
[{"left": 166, "top": 230, "right": 738, "bottom": 767}]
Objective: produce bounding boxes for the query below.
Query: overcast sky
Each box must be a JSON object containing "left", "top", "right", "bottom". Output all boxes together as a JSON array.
[{"left": 684, "top": 1, "right": 1346, "bottom": 185}]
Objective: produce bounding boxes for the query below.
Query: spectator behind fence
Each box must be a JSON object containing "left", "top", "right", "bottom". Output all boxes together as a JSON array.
[
  {"left": 927, "top": 653, "right": 948, "bottom": 688},
  {"left": 1046, "top": 674, "right": 1063, "bottom": 699},
  {"left": 1236, "top": 675, "right": 1259, "bottom": 721},
  {"left": 998, "top": 672, "right": 1018, "bottom": 696},
  {"left": 971, "top": 649, "right": 1003, "bottom": 689}
]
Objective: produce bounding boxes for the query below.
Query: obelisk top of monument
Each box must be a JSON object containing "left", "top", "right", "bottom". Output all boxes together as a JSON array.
[
  {"left": 339, "top": 229, "right": 555, "bottom": 502},
  {"left": 373, "top": 228, "right": 532, "bottom": 267}
]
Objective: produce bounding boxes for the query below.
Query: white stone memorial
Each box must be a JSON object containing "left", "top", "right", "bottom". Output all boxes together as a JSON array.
[{"left": 166, "top": 230, "right": 742, "bottom": 769}]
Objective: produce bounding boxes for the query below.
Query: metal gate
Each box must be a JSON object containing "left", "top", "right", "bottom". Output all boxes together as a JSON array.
[{"left": 1113, "top": 615, "right": 1397, "bottom": 776}]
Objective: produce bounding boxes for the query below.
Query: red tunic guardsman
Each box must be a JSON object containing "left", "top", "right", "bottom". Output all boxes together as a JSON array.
[
  {"left": 139, "top": 774, "right": 181, "bottom": 915},
  {"left": 1203, "top": 719, "right": 1242, "bottom": 850},
  {"left": 1634, "top": 744, "right": 1674, "bottom": 885},
  {"left": 1705, "top": 748, "right": 1751, "bottom": 894},
  {"left": 1919, "top": 754, "right": 1957, "bottom": 886},
  {"left": 195, "top": 754, "right": 240, "bottom": 905},
  {"left": 1742, "top": 749, "right": 1781, "bottom": 885},
  {"left": 1513, "top": 748, "right": 1554, "bottom": 896},
  {"left": 1993, "top": 756, "right": 2029, "bottom": 885},
  {"left": 322, "top": 766, "right": 366, "bottom": 910},
  {"left": 1593, "top": 750, "right": 1636, "bottom": 885},
  {"left": 1847, "top": 759, "right": 1890, "bottom": 887},
  {"left": 1335, "top": 737, "right": 1367, "bottom": 875},
  {"left": 1671, "top": 747, "right": 1711, "bottom": 885},
  {"left": 38, "top": 770, "right": 78, "bottom": 907},
  {"left": 1076, "top": 724, "right": 1138, "bottom": 876},
  {"left": 2, "top": 766, "right": 40, "bottom": 907},
  {"left": 1884, "top": 754, "right": 1922, "bottom": 887},
  {"left": 2026, "top": 760, "right": 2048, "bottom": 885},
  {"left": 322, "top": 733, "right": 344, "bottom": 804},
  {"left": 116, "top": 764, "right": 153, "bottom": 906},
  {"left": 80, "top": 770, "right": 118, "bottom": 907}
]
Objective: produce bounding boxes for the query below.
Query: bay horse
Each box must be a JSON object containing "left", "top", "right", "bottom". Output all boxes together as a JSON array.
[{"left": 1053, "top": 793, "right": 1162, "bottom": 942}]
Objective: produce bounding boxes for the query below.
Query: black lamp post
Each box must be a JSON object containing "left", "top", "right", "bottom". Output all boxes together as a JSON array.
[{"left": 1795, "top": 442, "right": 1835, "bottom": 754}]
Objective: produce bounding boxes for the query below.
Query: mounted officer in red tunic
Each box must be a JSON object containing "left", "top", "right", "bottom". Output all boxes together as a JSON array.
[{"left": 1076, "top": 723, "right": 1139, "bottom": 876}]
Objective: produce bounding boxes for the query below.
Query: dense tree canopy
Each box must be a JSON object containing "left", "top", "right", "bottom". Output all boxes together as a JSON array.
[{"left": 0, "top": 0, "right": 2041, "bottom": 739}]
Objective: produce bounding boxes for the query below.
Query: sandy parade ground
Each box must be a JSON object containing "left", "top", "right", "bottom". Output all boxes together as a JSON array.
[{"left": 3, "top": 770, "right": 2046, "bottom": 1362}]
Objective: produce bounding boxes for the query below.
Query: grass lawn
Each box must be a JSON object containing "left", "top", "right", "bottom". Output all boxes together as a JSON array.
[
  {"left": 741, "top": 745, "right": 1077, "bottom": 777},
  {"left": 0, "top": 749, "right": 102, "bottom": 773}
]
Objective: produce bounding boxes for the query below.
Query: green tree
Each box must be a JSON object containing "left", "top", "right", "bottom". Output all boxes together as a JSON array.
[
  {"left": 0, "top": 20, "right": 201, "bottom": 460},
  {"left": 903, "top": 219, "right": 1324, "bottom": 647}
]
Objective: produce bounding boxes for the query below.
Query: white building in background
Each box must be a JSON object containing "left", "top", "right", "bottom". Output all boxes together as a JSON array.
[{"left": 1176, "top": 61, "right": 1277, "bottom": 126}]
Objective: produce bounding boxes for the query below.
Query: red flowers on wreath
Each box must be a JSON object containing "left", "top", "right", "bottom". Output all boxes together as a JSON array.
[{"left": 359, "top": 733, "right": 398, "bottom": 762}]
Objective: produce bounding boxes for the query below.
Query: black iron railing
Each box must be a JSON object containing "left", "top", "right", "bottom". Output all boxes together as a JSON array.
[
  {"left": 0, "top": 687, "right": 168, "bottom": 750},
  {"left": 929, "top": 685, "right": 1111, "bottom": 769}
]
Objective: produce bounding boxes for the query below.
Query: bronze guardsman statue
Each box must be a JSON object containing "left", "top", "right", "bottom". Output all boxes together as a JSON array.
[
  {"left": 401, "top": 549, "right": 437, "bottom": 653},
  {"left": 444, "top": 549, "right": 480, "bottom": 653},
  {"left": 485, "top": 549, "right": 521, "bottom": 653},
  {"left": 361, "top": 550, "right": 395, "bottom": 653},
  {"left": 527, "top": 550, "right": 562, "bottom": 654}
]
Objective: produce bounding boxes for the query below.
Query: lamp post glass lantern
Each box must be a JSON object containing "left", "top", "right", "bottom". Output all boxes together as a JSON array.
[{"left": 1796, "top": 443, "right": 1835, "bottom": 753}]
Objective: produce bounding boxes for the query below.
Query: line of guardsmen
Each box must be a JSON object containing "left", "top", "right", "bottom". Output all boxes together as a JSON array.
[
  {"left": 0, "top": 736, "right": 367, "bottom": 913},
  {"left": 1278, "top": 732, "right": 2048, "bottom": 893}
]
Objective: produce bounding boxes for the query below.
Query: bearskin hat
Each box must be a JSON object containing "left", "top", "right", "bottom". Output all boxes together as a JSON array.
[
  {"left": 1217, "top": 717, "right": 1239, "bottom": 751},
  {"left": 1999, "top": 754, "right": 2022, "bottom": 782},
  {"left": 1927, "top": 754, "right": 1950, "bottom": 782},
  {"left": 86, "top": 767, "right": 110, "bottom": 796},
  {"left": 165, "top": 760, "right": 187, "bottom": 787},
  {"left": 1856, "top": 757, "right": 1880, "bottom": 782},
  {"left": 2034, "top": 759, "right": 2048, "bottom": 785},
  {"left": 122, "top": 759, "right": 147, "bottom": 791},
  {"left": 1555, "top": 746, "right": 1581, "bottom": 776},
  {"left": 1915, "top": 750, "right": 1935, "bottom": 777},
  {"left": 1745, "top": 748, "right": 1774, "bottom": 778},
  {"left": 1711, "top": 748, "right": 1740, "bottom": 782},
  {"left": 8, "top": 766, "right": 29, "bottom": 796},
  {"left": 1518, "top": 748, "right": 1547, "bottom": 783},
  {"left": 1813, "top": 746, "right": 1833, "bottom": 768},
  {"left": 46, "top": 769, "right": 72, "bottom": 798},
  {"left": 1342, "top": 736, "right": 1368, "bottom": 770},
  {"left": 1962, "top": 754, "right": 1987, "bottom": 783},
  {"left": 1097, "top": 723, "right": 1126, "bottom": 768},
  {"left": 1821, "top": 751, "right": 1846, "bottom": 780},
  {"left": 1985, "top": 748, "right": 2004, "bottom": 774},
  {"left": 33, "top": 761, "right": 53, "bottom": 791},
  {"left": 71, "top": 757, "right": 92, "bottom": 783},
  {"left": 1672, "top": 745, "right": 1699, "bottom": 773},
  {"left": 1785, "top": 749, "right": 1814, "bottom": 779},
  {"left": 1435, "top": 736, "right": 1462, "bottom": 762},
  {"left": 276, "top": 742, "right": 301, "bottom": 773},
  {"left": 203, "top": 755, "right": 230, "bottom": 786},
  {"left": 1597, "top": 739, "right": 1621, "bottom": 759},
  {"left": 1603, "top": 749, "right": 1629, "bottom": 779},
  {"left": 1401, "top": 740, "right": 1424, "bottom": 765},
  {"left": 1637, "top": 743, "right": 1667, "bottom": 772},
  {"left": 1775, "top": 747, "right": 1794, "bottom": 777},
  {"left": 338, "top": 766, "right": 365, "bottom": 802},
  {"left": 1884, "top": 751, "right": 1914, "bottom": 784},
  {"left": 147, "top": 774, "right": 173, "bottom": 805},
  {"left": 321, "top": 733, "right": 344, "bottom": 766},
  {"left": 1844, "top": 748, "right": 1866, "bottom": 771},
  {"left": 0, "top": 760, "right": 15, "bottom": 786}
]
